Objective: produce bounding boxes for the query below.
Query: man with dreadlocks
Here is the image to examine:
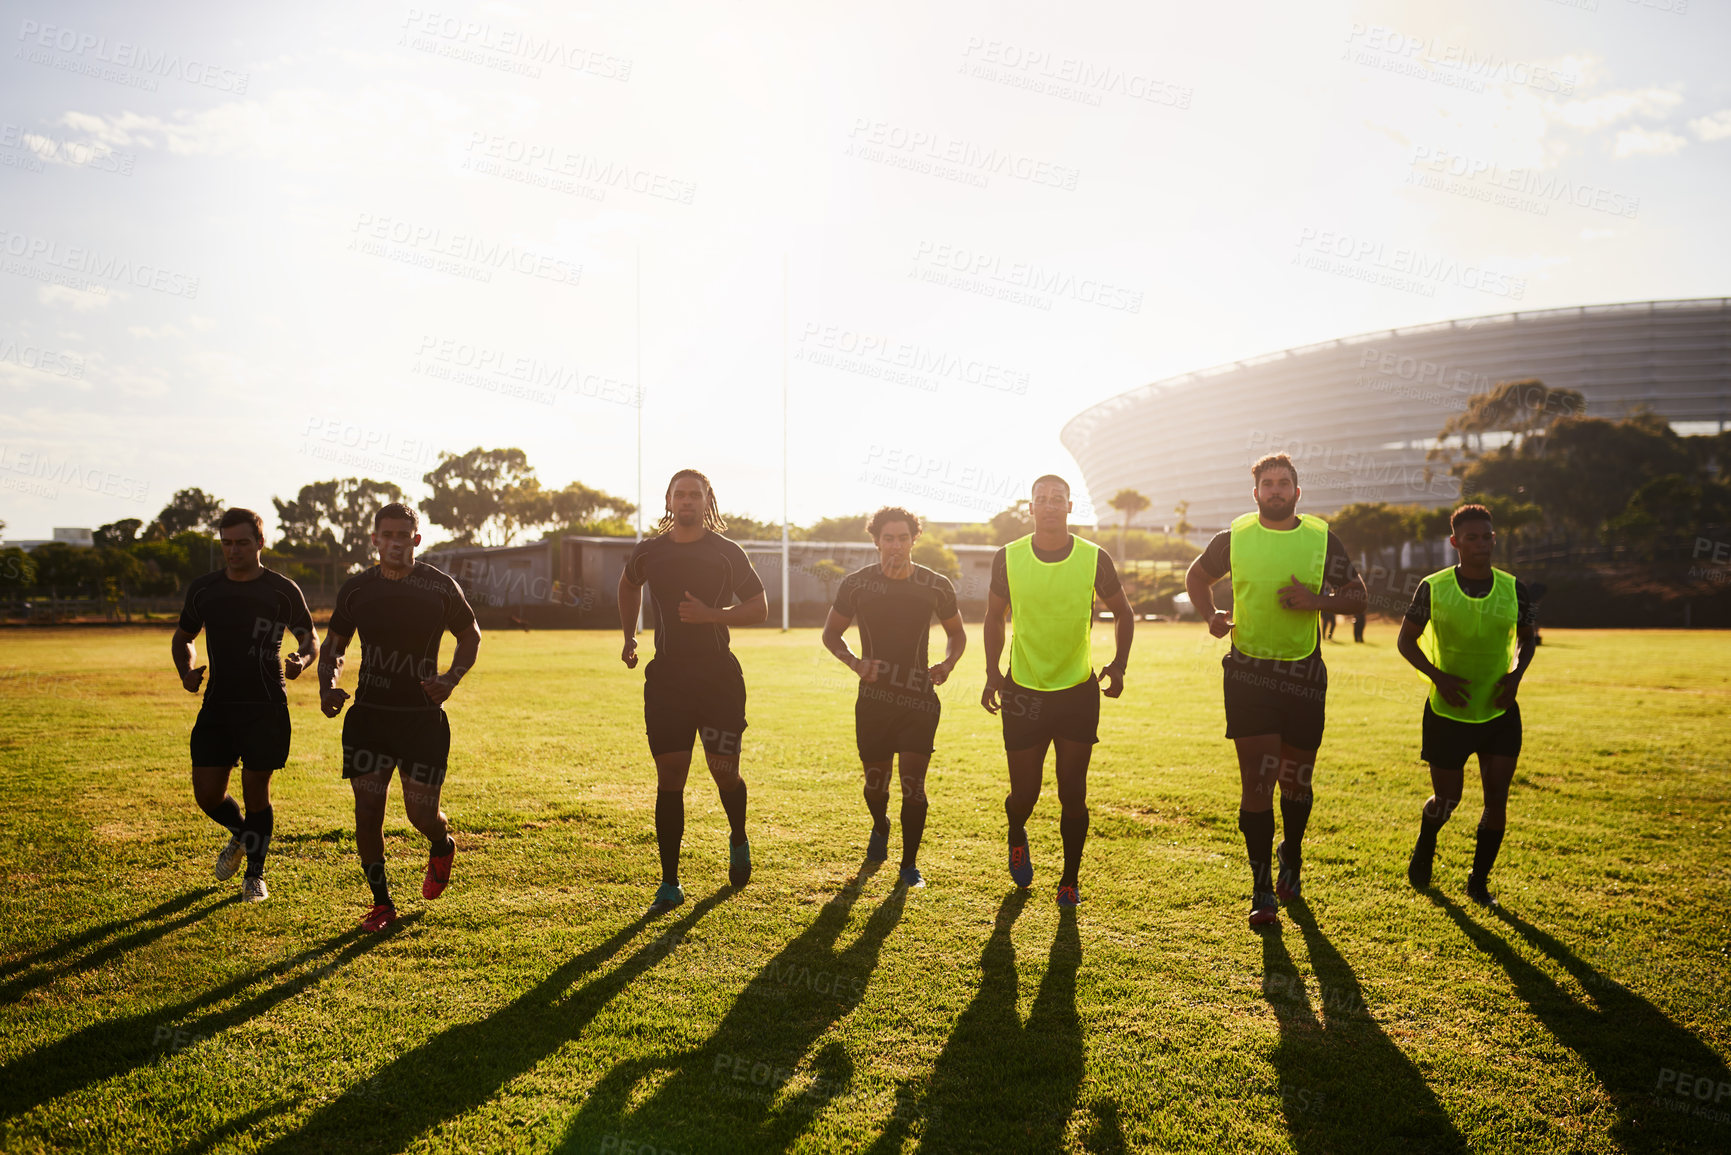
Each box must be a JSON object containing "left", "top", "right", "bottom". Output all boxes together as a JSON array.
[{"left": 619, "top": 469, "right": 769, "bottom": 913}]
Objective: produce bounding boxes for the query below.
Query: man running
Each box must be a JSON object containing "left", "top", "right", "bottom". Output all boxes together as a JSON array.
[
  {"left": 822, "top": 506, "right": 966, "bottom": 887},
  {"left": 981, "top": 475, "right": 1135, "bottom": 909},
  {"left": 618, "top": 469, "right": 768, "bottom": 914},
  {"left": 1397, "top": 504, "right": 1537, "bottom": 907},
  {"left": 319, "top": 502, "right": 480, "bottom": 932},
  {"left": 171, "top": 508, "right": 317, "bottom": 903},
  {"left": 1184, "top": 453, "right": 1365, "bottom": 929}
]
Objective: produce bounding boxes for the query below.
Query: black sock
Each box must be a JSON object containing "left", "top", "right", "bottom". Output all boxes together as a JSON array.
[
  {"left": 1279, "top": 793, "right": 1313, "bottom": 863},
  {"left": 241, "top": 806, "right": 273, "bottom": 878},
  {"left": 432, "top": 832, "right": 455, "bottom": 857},
  {"left": 1416, "top": 802, "right": 1448, "bottom": 851},
  {"left": 655, "top": 789, "right": 684, "bottom": 885},
  {"left": 1059, "top": 806, "right": 1089, "bottom": 888},
  {"left": 899, "top": 796, "right": 927, "bottom": 869},
  {"left": 863, "top": 785, "right": 891, "bottom": 834},
  {"left": 1238, "top": 808, "right": 1275, "bottom": 894},
  {"left": 1005, "top": 795, "right": 1033, "bottom": 847},
  {"left": 718, "top": 780, "right": 748, "bottom": 846},
  {"left": 1471, "top": 823, "right": 1505, "bottom": 880},
  {"left": 363, "top": 861, "right": 391, "bottom": 908},
  {"left": 200, "top": 795, "right": 243, "bottom": 836}
]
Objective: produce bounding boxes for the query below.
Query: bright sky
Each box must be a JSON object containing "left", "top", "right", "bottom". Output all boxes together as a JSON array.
[{"left": 2, "top": 0, "right": 1726, "bottom": 541}]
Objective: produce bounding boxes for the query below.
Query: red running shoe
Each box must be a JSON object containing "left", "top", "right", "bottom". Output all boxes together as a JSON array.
[
  {"left": 1249, "top": 892, "right": 1280, "bottom": 929},
  {"left": 360, "top": 903, "right": 397, "bottom": 932},
  {"left": 423, "top": 840, "right": 455, "bottom": 900}
]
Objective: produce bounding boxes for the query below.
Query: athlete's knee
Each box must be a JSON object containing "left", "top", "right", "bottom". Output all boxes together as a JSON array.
[
  {"left": 707, "top": 761, "right": 742, "bottom": 791},
  {"left": 1424, "top": 794, "right": 1462, "bottom": 821},
  {"left": 863, "top": 765, "right": 893, "bottom": 794}
]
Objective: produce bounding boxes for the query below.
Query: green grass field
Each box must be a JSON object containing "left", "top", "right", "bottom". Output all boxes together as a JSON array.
[{"left": 1, "top": 624, "right": 1727, "bottom": 1153}]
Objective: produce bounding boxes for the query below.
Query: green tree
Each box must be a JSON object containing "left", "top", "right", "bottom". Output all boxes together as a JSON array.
[
  {"left": 0, "top": 547, "right": 35, "bottom": 589},
  {"left": 1431, "top": 378, "right": 1587, "bottom": 462},
  {"left": 29, "top": 542, "right": 104, "bottom": 594},
  {"left": 989, "top": 501, "right": 1033, "bottom": 545},
  {"left": 802, "top": 514, "right": 870, "bottom": 542},
  {"left": 152, "top": 488, "right": 225, "bottom": 537},
  {"left": 1330, "top": 502, "right": 1411, "bottom": 570},
  {"left": 94, "top": 519, "right": 143, "bottom": 548},
  {"left": 421, "top": 448, "right": 542, "bottom": 546},
  {"left": 718, "top": 513, "right": 783, "bottom": 541},
  {"left": 275, "top": 478, "right": 408, "bottom": 567},
  {"left": 1109, "top": 489, "right": 1151, "bottom": 562},
  {"left": 942, "top": 523, "right": 996, "bottom": 545},
  {"left": 1173, "top": 499, "right": 1195, "bottom": 538},
  {"left": 912, "top": 537, "right": 961, "bottom": 582}
]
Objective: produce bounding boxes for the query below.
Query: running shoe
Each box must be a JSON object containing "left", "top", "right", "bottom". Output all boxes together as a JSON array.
[
  {"left": 240, "top": 875, "right": 269, "bottom": 903},
  {"left": 898, "top": 865, "right": 925, "bottom": 889},
  {"left": 866, "top": 825, "right": 890, "bottom": 863},
  {"left": 1008, "top": 842, "right": 1033, "bottom": 889},
  {"left": 1249, "top": 891, "right": 1280, "bottom": 928},
  {"left": 214, "top": 834, "right": 245, "bottom": 881},
  {"left": 360, "top": 903, "right": 397, "bottom": 932},
  {"left": 1275, "top": 840, "right": 1302, "bottom": 903},
  {"left": 649, "top": 881, "right": 685, "bottom": 914},
  {"left": 1056, "top": 884, "right": 1080, "bottom": 908},
  {"left": 423, "top": 840, "right": 455, "bottom": 900},
  {"left": 729, "top": 838, "right": 752, "bottom": 888},
  {"left": 1466, "top": 874, "right": 1498, "bottom": 908}
]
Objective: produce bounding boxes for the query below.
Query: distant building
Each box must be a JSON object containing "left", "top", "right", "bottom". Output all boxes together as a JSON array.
[
  {"left": 2, "top": 527, "right": 94, "bottom": 551},
  {"left": 1063, "top": 297, "right": 1731, "bottom": 533}
]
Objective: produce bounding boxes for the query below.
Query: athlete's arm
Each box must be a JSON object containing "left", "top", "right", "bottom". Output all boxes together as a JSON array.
[
  {"left": 422, "top": 621, "right": 481, "bottom": 706},
  {"left": 678, "top": 589, "right": 768, "bottom": 626},
  {"left": 317, "top": 628, "right": 352, "bottom": 718},
  {"left": 618, "top": 570, "right": 643, "bottom": 668},
  {"left": 1283, "top": 571, "right": 1366, "bottom": 613},
  {"left": 1396, "top": 614, "right": 1469, "bottom": 708},
  {"left": 821, "top": 609, "right": 878, "bottom": 682},
  {"left": 170, "top": 628, "right": 205, "bottom": 694},
  {"left": 1494, "top": 604, "right": 1538, "bottom": 710},
  {"left": 1098, "top": 589, "right": 1135, "bottom": 699},
  {"left": 929, "top": 613, "right": 967, "bottom": 687},
  {"left": 284, "top": 586, "right": 318, "bottom": 679},
  {"left": 980, "top": 590, "right": 1009, "bottom": 713},
  {"left": 1185, "top": 555, "right": 1232, "bottom": 639}
]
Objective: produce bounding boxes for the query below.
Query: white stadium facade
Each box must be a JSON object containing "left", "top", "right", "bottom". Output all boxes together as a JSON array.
[{"left": 1063, "top": 297, "right": 1731, "bottom": 534}]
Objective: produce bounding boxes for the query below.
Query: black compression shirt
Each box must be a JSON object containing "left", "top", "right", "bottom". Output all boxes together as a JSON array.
[
  {"left": 833, "top": 563, "right": 959, "bottom": 695},
  {"left": 329, "top": 563, "right": 477, "bottom": 709},
  {"left": 624, "top": 531, "right": 766, "bottom": 659},
  {"left": 178, "top": 569, "right": 315, "bottom": 705},
  {"left": 988, "top": 537, "right": 1123, "bottom": 605}
]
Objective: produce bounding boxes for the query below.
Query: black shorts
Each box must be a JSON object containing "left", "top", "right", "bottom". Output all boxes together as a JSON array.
[
  {"left": 644, "top": 653, "right": 748, "bottom": 757},
  {"left": 190, "top": 701, "right": 291, "bottom": 772},
  {"left": 1222, "top": 653, "right": 1327, "bottom": 751},
  {"left": 1421, "top": 701, "right": 1522, "bottom": 771},
  {"left": 855, "top": 685, "right": 940, "bottom": 762},
  {"left": 1000, "top": 675, "right": 1100, "bottom": 752},
  {"left": 341, "top": 705, "right": 451, "bottom": 785}
]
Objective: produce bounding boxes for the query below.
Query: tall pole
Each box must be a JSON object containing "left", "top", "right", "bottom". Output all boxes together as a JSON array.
[
  {"left": 635, "top": 244, "right": 644, "bottom": 633},
  {"left": 780, "top": 252, "right": 790, "bottom": 632}
]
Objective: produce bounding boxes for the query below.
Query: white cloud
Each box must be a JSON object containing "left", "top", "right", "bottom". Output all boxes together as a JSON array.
[
  {"left": 36, "top": 285, "right": 110, "bottom": 311},
  {"left": 1613, "top": 127, "right": 1688, "bottom": 158},
  {"left": 1547, "top": 87, "right": 1683, "bottom": 130},
  {"left": 1689, "top": 109, "right": 1731, "bottom": 142},
  {"left": 1579, "top": 228, "right": 1616, "bottom": 241}
]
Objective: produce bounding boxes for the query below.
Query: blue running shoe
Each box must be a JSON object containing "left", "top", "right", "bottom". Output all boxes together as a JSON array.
[
  {"left": 1056, "top": 884, "right": 1080, "bottom": 908},
  {"left": 899, "top": 865, "right": 925, "bottom": 888},
  {"left": 729, "top": 839, "right": 752, "bottom": 888},
  {"left": 649, "top": 881, "right": 685, "bottom": 914},
  {"left": 1008, "top": 842, "right": 1033, "bottom": 889},
  {"left": 866, "top": 826, "right": 889, "bottom": 863}
]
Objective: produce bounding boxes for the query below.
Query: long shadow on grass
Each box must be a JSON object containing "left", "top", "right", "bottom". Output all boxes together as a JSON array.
[
  {"left": 0, "top": 888, "right": 229, "bottom": 1005},
  {"left": 860, "top": 890, "right": 1083, "bottom": 1154},
  {"left": 267, "top": 890, "right": 729, "bottom": 1155},
  {"left": 0, "top": 887, "right": 218, "bottom": 979},
  {"left": 1262, "top": 905, "right": 1466, "bottom": 1153},
  {"left": 559, "top": 869, "right": 907, "bottom": 1154},
  {"left": 1437, "top": 896, "right": 1731, "bottom": 1152},
  {"left": 0, "top": 916, "right": 414, "bottom": 1118}
]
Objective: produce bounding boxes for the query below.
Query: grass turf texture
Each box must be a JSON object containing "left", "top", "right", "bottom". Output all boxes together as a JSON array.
[{"left": 0, "top": 625, "right": 1727, "bottom": 1154}]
